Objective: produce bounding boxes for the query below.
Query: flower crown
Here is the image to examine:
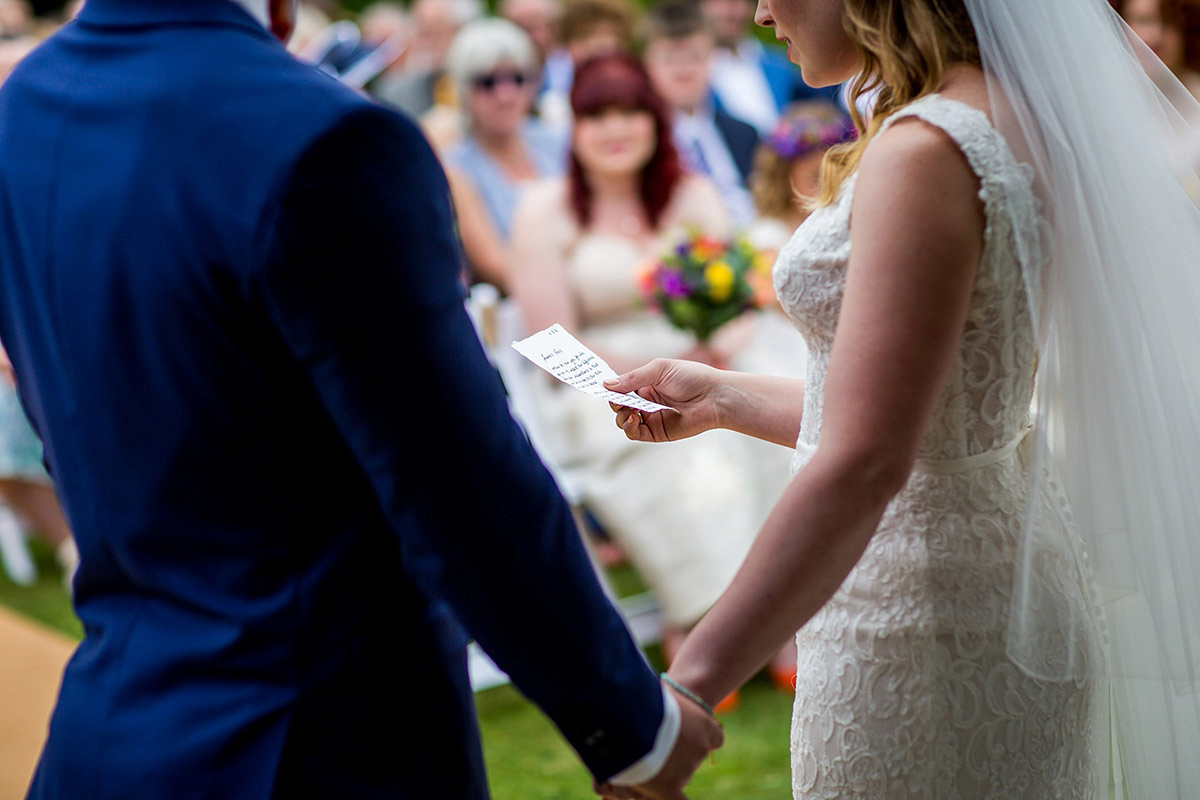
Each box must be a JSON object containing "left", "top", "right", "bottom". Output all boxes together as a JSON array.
[{"left": 764, "top": 112, "right": 858, "bottom": 161}]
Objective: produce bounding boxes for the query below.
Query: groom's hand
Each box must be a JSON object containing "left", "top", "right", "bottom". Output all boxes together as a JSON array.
[{"left": 594, "top": 685, "right": 725, "bottom": 800}]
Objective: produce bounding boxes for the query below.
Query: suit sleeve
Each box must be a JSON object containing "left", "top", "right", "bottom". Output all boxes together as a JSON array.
[{"left": 256, "top": 105, "right": 663, "bottom": 781}]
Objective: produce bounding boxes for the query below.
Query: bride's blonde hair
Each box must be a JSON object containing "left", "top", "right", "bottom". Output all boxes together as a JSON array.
[{"left": 815, "top": 0, "right": 981, "bottom": 207}]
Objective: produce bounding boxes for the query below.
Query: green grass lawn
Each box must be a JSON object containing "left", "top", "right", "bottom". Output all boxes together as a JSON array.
[
  {"left": 1, "top": 548, "right": 794, "bottom": 798},
  {"left": 477, "top": 678, "right": 793, "bottom": 800}
]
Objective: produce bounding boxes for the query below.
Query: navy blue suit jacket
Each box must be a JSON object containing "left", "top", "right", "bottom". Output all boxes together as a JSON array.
[
  {"left": 713, "top": 108, "right": 760, "bottom": 183},
  {"left": 0, "top": 0, "right": 662, "bottom": 797}
]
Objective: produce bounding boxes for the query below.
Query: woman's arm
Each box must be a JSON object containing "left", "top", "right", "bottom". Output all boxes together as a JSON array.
[
  {"left": 606, "top": 361, "right": 805, "bottom": 447},
  {"left": 667, "top": 117, "right": 987, "bottom": 705},
  {"left": 445, "top": 166, "right": 512, "bottom": 292},
  {"left": 509, "top": 179, "right": 581, "bottom": 334}
]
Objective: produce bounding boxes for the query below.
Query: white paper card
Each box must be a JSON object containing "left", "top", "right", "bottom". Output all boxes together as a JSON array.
[{"left": 511, "top": 324, "right": 675, "bottom": 413}]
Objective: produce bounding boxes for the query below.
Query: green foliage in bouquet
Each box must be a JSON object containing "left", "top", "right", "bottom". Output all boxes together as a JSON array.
[{"left": 638, "top": 231, "right": 773, "bottom": 343}]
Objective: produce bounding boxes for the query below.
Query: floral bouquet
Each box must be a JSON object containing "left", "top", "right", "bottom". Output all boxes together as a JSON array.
[{"left": 638, "top": 231, "right": 774, "bottom": 343}]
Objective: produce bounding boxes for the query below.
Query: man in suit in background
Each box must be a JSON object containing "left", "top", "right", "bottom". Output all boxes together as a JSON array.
[
  {"left": 0, "top": 0, "right": 722, "bottom": 797},
  {"left": 700, "top": 0, "right": 840, "bottom": 136},
  {"left": 643, "top": 0, "right": 759, "bottom": 227}
]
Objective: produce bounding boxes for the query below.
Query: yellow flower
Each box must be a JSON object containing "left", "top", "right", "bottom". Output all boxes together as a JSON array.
[{"left": 705, "top": 262, "right": 735, "bottom": 302}]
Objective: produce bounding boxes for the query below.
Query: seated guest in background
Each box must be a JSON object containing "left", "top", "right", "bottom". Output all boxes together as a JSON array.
[
  {"left": 746, "top": 100, "right": 855, "bottom": 255},
  {"left": 358, "top": 0, "right": 412, "bottom": 82},
  {"left": 1115, "top": 0, "right": 1200, "bottom": 101},
  {"left": 537, "top": 0, "right": 636, "bottom": 130},
  {"left": 0, "top": 345, "right": 76, "bottom": 585},
  {"left": 500, "top": 0, "right": 561, "bottom": 67},
  {"left": 359, "top": 0, "right": 411, "bottom": 51},
  {"left": 372, "top": 0, "right": 481, "bottom": 120},
  {"left": 511, "top": 54, "right": 794, "bottom": 698},
  {"left": 0, "top": 0, "right": 32, "bottom": 38},
  {"left": 699, "top": 0, "right": 837, "bottom": 135},
  {"left": 443, "top": 17, "right": 568, "bottom": 289},
  {"left": 642, "top": 0, "right": 758, "bottom": 228}
]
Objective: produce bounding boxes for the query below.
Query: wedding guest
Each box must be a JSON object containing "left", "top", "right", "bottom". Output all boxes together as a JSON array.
[
  {"left": 1115, "top": 0, "right": 1200, "bottom": 100},
  {"left": 0, "top": 1, "right": 724, "bottom": 796},
  {"left": 443, "top": 17, "right": 567, "bottom": 288},
  {"left": 500, "top": 0, "right": 560, "bottom": 63},
  {"left": 537, "top": 0, "right": 636, "bottom": 130},
  {"left": 359, "top": 0, "right": 410, "bottom": 51},
  {"left": 0, "top": 345, "right": 76, "bottom": 584},
  {"left": 746, "top": 99, "right": 855, "bottom": 254},
  {"left": 642, "top": 0, "right": 758, "bottom": 228},
  {"left": 372, "top": 0, "right": 481, "bottom": 119},
  {"left": 510, "top": 53, "right": 794, "bottom": 698},
  {"left": 0, "top": 0, "right": 32, "bottom": 38},
  {"left": 699, "top": 0, "right": 836, "bottom": 135}
]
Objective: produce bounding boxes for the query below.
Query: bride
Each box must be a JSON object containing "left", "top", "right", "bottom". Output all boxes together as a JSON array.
[{"left": 599, "top": 0, "right": 1200, "bottom": 797}]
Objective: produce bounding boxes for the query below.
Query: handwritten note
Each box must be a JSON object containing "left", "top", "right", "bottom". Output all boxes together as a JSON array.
[{"left": 511, "top": 324, "right": 675, "bottom": 414}]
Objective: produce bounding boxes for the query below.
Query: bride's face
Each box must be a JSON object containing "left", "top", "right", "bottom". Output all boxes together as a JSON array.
[
  {"left": 754, "top": 0, "right": 858, "bottom": 87},
  {"left": 572, "top": 107, "right": 657, "bottom": 179}
]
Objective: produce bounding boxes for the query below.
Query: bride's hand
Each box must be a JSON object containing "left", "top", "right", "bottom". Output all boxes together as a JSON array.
[{"left": 604, "top": 358, "right": 726, "bottom": 443}]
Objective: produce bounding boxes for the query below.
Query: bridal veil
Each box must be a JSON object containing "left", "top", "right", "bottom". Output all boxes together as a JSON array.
[{"left": 961, "top": 0, "right": 1200, "bottom": 794}]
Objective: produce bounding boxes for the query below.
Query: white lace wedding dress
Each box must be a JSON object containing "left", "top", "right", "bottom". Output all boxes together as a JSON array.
[{"left": 773, "top": 95, "right": 1104, "bottom": 799}]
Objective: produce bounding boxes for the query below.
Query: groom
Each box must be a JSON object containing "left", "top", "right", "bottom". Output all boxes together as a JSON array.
[{"left": 0, "top": 0, "right": 721, "bottom": 797}]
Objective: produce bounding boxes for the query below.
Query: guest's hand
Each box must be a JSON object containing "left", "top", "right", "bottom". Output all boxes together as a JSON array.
[
  {"left": 605, "top": 359, "right": 727, "bottom": 443},
  {"left": 594, "top": 684, "right": 725, "bottom": 800}
]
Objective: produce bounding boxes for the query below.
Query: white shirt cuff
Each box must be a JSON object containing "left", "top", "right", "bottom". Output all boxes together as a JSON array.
[{"left": 606, "top": 684, "right": 681, "bottom": 786}]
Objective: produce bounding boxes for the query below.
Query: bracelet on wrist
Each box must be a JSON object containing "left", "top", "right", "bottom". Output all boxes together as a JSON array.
[{"left": 660, "top": 673, "right": 717, "bottom": 720}]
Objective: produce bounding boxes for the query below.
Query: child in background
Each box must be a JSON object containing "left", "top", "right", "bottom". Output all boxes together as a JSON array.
[{"left": 746, "top": 100, "right": 856, "bottom": 255}]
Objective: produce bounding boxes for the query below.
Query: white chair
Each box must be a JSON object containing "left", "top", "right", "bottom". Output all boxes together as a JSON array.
[{"left": 0, "top": 502, "right": 36, "bottom": 587}]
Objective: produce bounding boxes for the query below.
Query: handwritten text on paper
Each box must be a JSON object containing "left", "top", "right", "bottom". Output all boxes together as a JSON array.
[{"left": 511, "top": 324, "right": 675, "bottom": 414}]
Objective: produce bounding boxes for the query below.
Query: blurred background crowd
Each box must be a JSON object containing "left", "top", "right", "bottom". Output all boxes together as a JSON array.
[{"left": 2, "top": 0, "right": 1199, "bottom": 707}]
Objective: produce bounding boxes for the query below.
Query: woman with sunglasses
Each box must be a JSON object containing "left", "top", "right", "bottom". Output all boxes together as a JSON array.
[{"left": 443, "top": 17, "right": 567, "bottom": 290}]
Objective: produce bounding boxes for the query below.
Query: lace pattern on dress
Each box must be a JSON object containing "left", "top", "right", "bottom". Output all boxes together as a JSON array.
[{"left": 774, "top": 94, "right": 1102, "bottom": 799}]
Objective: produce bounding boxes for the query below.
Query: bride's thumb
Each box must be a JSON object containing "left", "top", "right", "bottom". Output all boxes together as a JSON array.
[
  {"left": 605, "top": 359, "right": 668, "bottom": 394},
  {"left": 603, "top": 374, "right": 629, "bottom": 393}
]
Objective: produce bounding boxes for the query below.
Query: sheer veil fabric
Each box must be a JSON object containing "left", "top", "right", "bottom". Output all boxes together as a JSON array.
[{"left": 961, "top": 0, "right": 1200, "bottom": 794}]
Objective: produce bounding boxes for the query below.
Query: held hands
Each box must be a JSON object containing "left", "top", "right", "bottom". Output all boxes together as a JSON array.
[
  {"left": 605, "top": 359, "right": 727, "bottom": 443},
  {"left": 594, "top": 683, "right": 725, "bottom": 800}
]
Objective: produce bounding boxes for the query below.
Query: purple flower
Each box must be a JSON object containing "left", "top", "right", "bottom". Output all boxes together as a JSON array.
[{"left": 660, "top": 269, "right": 690, "bottom": 299}]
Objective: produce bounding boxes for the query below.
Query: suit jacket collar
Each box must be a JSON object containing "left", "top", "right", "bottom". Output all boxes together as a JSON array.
[{"left": 76, "top": 0, "right": 270, "bottom": 38}]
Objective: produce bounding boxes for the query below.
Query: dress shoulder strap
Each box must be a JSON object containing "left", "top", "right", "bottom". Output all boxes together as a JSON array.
[
  {"left": 876, "top": 94, "right": 1011, "bottom": 194},
  {"left": 873, "top": 94, "right": 1046, "bottom": 276}
]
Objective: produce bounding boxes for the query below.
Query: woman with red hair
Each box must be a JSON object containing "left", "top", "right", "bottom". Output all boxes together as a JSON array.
[{"left": 511, "top": 53, "right": 794, "bottom": 689}]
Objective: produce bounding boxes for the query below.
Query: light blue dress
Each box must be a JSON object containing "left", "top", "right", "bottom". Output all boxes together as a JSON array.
[
  {"left": 0, "top": 381, "right": 49, "bottom": 482},
  {"left": 445, "top": 119, "right": 567, "bottom": 240}
]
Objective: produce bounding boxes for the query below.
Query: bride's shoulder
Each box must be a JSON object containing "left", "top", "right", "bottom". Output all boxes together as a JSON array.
[{"left": 856, "top": 109, "right": 986, "bottom": 222}]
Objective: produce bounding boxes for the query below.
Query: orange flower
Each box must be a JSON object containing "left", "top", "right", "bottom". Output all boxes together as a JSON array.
[
  {"left": 691, "top": 236, "right": 725, "bottom": 260},
  {"left": 748, "top": 268, "right": 777, "bottom": 307}
]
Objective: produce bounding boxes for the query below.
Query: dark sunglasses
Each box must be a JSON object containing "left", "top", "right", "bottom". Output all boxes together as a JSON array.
[{"left": 471, "top": 71, "right": 533, "bottom": 92}]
